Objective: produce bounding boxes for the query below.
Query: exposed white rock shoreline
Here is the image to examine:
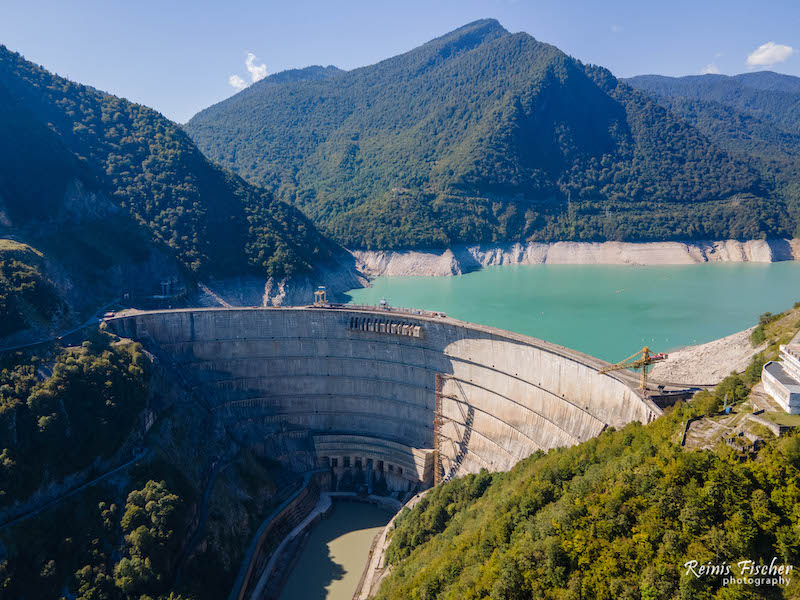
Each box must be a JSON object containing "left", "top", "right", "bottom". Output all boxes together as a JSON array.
[
  {"left": 193, "top": 252, "right": 369, "bottom": 308},
  {"left": 193, "top": 238, "right": 800, "bottom": 308},
  {"left": 352, "top": 239, "right": 800, "bottom": 278}
]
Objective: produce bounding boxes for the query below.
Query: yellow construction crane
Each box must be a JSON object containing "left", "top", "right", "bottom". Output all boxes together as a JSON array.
[{"left": 598, "top": 346, "right": 668, "bottom": 391}]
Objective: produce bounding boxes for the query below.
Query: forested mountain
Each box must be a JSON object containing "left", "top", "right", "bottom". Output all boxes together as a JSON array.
[
  {"left": 626, "top": 72, "right": 800, "bottom": 135},
  {"left": 185, "top": 19, "right": 790, "bottom": 249},
  {"left": 626, "top": 72, "right": 800, "bottom": 193},
  {"left": 377, "top": 420, "right": 800, "bottom": 599},
  {"left": 254, "top": 64, "right": 343, "bottom": 86},
  {"left": 626, "top": 71, "right": 800, "bottom": 227},
  {"left": 0, "top": 45, "right": 337, "bottom": 280}
]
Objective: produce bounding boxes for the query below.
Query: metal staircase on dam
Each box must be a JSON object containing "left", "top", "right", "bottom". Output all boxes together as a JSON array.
[{"left": 434, "top": 374, "right": 475, "bottom": 485}]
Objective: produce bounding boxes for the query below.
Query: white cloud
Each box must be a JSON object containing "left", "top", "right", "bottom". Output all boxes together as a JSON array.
[
  {"left": 228, "top": 74, "right": 247, "bottom": 92},
  {"left": 227, "top": 52, "right": 268, "bottom": 93},
  {"left": 245, "top": 52, "right": 268, "bottom": 82},
  {"left": 701, "top": 63, "right": 721, "bottom": 75},
  {"left": 746, "top": 41, "right": 794, "bottom": 67},
  {"left": 610, "top": 24, "right": 622, "bottom": 33}
]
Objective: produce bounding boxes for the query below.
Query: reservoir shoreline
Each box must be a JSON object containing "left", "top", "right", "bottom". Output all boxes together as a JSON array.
[
  {"left": 195, "top": 238, "right": 800, "bottom": 309},
  {"left": 350, "top": 238, "right": 800, "bottom": 278},
  {"left": 344, "top": 262, "right": 800, "bottom": 362}
]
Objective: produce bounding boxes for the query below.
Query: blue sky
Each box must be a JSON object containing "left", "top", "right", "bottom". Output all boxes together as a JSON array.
[{"left": 2, "top": 0, "right": 798, "bottom": 123}]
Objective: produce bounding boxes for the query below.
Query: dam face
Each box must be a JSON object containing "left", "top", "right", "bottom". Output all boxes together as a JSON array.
[{"left": 109, "top": 307, "right": 660, "bottom": 490}]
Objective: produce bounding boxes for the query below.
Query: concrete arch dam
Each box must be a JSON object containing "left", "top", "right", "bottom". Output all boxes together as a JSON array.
[{"left": 109, "top": 307, "right": 661, "bottom": 490}]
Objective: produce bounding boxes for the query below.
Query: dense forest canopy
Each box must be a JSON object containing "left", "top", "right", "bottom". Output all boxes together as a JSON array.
[
  {"left": 3, "top": 468, "right": 193, "bottom": 600},
  {"left": 185, "top": 19, "right": 789, "bottom": 249},
  {"left": 625, "top": 72, "right": 800, "bottom": 232},
  {"left": 0, "top": 329, "right": 150, "bottom": 508},
  {"left": 377, "top": 412, "right": 800, "bottom": 600},
  {"left": 625, "top": 73, "right": 800, "bottom": 136},
  {"left": 0, "top": 45, "right": 338, "bottom": 278},
  {"left": 0, "top": 241, "right": 64, "bottom": 337}
]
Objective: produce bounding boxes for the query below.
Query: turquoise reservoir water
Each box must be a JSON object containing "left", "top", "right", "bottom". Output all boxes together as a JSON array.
[{"left": 344, "top": 263, "right": 800, "bottom": 362}]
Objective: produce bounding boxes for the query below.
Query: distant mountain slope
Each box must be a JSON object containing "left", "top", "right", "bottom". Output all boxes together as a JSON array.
[
  {"left": 734, "top": 71, "right": 800, "bottom": 95},
  {"left": 186, "top": 19, "right": 787, "bottom": 249},
  {"left": 625, "top": 71, "right": 800, "bottom": 216},
  {"left": 626, "top": 72, "right": 800, "bottom": 136},
  {"left": 255, "top": 64, "right": 343, "bottom": 86},
  {"left": 0, "top": 45, "right": 337, "bottom": 279}
]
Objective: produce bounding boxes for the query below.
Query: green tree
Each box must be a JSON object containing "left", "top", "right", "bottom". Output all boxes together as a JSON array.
[{"left": 114, "top": 480, "right": 184, "bottom": 598}]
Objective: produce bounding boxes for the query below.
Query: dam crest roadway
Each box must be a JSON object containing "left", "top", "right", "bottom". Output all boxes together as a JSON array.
[{"left": 108, "top": 304, "right": 662, "bottom": 491}]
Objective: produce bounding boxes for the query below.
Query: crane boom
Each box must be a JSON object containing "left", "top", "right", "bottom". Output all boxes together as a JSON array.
[{"left": 598, "top": 346, "right": 668, "bottom": 391}]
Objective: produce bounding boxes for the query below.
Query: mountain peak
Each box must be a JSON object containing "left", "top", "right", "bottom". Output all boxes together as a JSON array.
[
  {"left": 425, "top": 18, "right": 508, "bottom": 48},
  {"left": 186, "top": 21, "right": 774, "bottom": 250},
  {"left": 444, "top": 18, "right": 506, "bottom": 36}
]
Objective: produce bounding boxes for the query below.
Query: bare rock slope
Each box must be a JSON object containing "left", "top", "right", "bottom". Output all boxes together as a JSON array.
[{"left": 650, "top": 327, "right": 766, "bottom": 386}]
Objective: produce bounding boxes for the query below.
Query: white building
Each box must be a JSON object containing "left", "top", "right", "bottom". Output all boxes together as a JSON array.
[{"left": 762, "top": 344, "right": 800, "bottom": 414}]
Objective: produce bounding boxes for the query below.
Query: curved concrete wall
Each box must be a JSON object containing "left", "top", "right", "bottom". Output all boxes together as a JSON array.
[{"left": 109, "top": 307, "right": 660, "bottom": 482}]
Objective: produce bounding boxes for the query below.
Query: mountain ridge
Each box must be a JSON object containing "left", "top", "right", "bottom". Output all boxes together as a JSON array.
[
  {"left": 625, "top": 71, "right": 800, "bottom": 135},
  {"left": 185, "top": 20, "right": 787, "bottom": 250},
  {"left": 0, "top": 43, "right": 339, "bottom": 279},
  {"left": 0, "top": 44, "right": 347, "bottom": 341},
  {"left": 625, "top": 70, "right": 800, "bottom": 223}
]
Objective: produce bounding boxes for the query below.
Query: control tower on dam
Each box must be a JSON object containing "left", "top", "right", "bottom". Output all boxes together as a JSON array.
[{"left": 108, "top": 306, "right": 661, "bottom": 490}]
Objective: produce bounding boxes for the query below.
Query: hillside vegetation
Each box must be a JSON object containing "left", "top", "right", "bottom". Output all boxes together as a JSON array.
[
  {"left": 0, "top": 45, "right": 337, "bottom": 279},
  {"left": 625, "top": 72, "right": 800, "bottom": 220},
  {"left": 0, "top": 325, "right": 284, "bottom": 600},
  {"left": 2, "top": 468, "right": 193, "bottom": 600},
  {"left": 0, "top": 328, "right": 149, "bottom": 507},
  {"left": 378, "top": 401, "right": 800, "bottom": 600},
  {"left": 0, "top": 241, "right": 65, "bottom": 337},
  {"left": 186, "top": 19, "right": 787, "bottom": 249},
  {"left": 376, "top": 301, "right": 800, "bottom": 599}
]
